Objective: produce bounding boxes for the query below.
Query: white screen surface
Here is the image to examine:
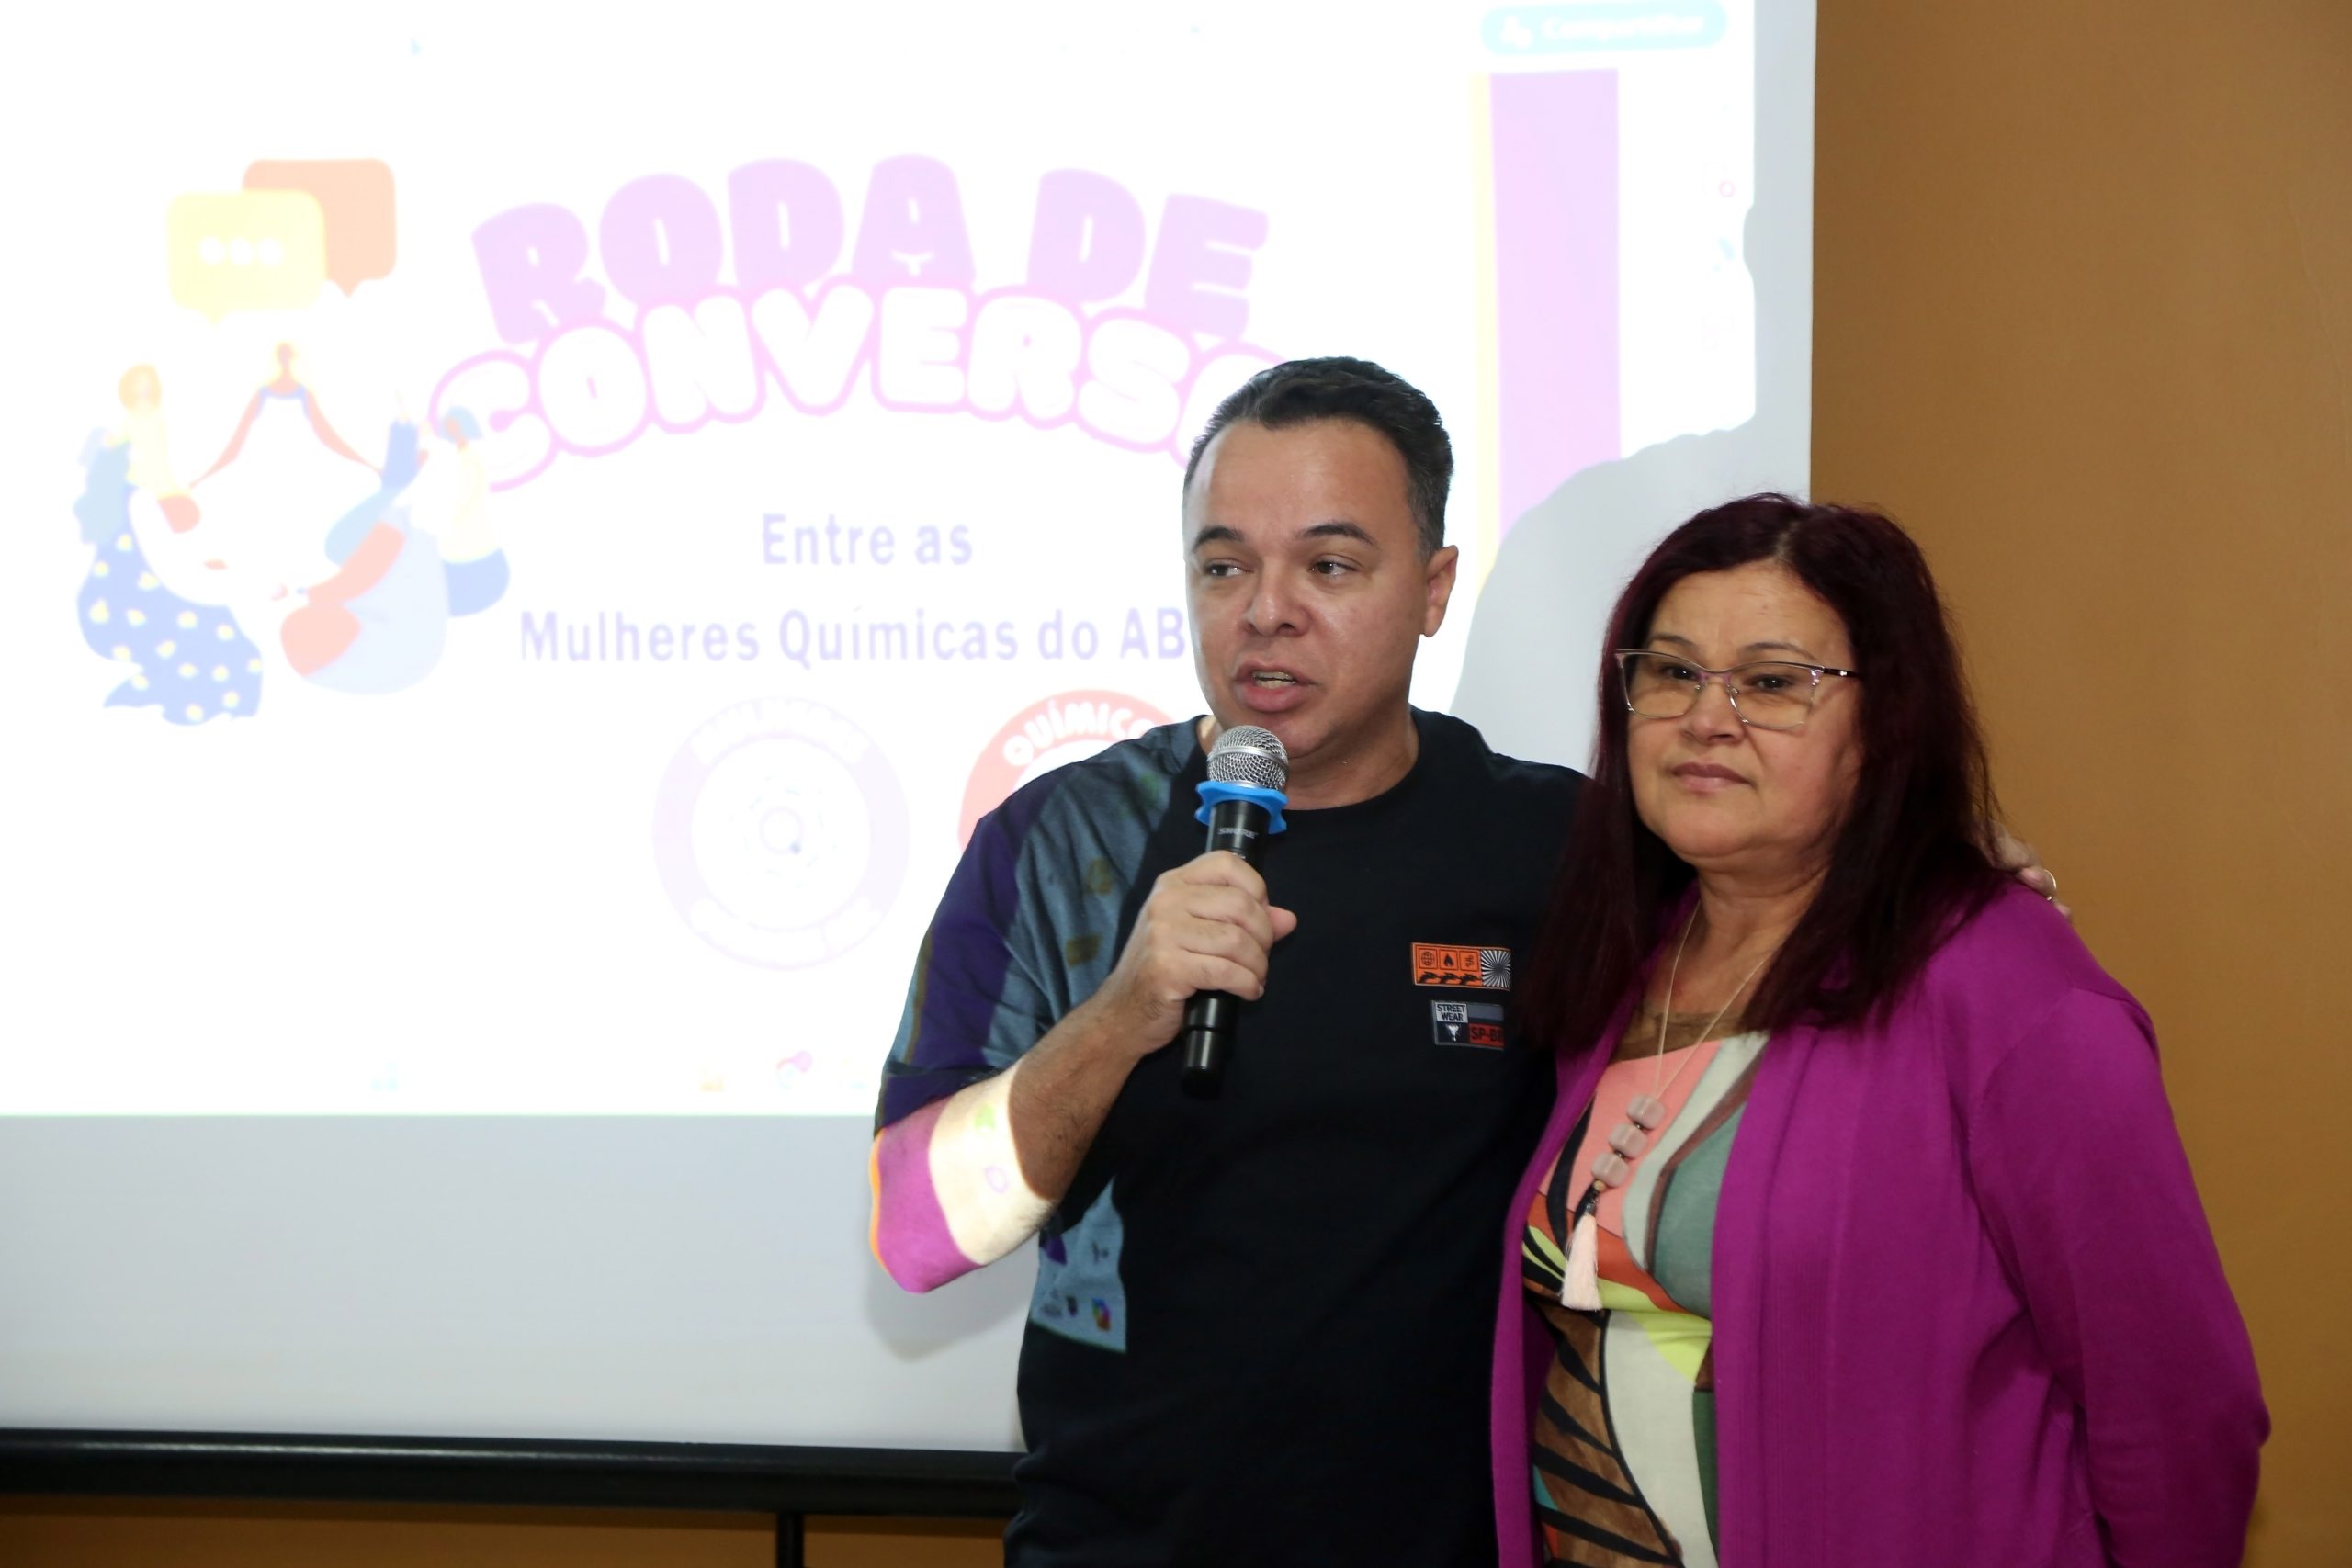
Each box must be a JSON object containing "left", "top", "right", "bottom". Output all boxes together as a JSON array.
[{"left": 1, "top": 0, "right": 1812, "bottom": 1446}]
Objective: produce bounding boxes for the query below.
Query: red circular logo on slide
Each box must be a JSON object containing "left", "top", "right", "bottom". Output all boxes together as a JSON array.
[{"left": 959, "top": 689, "right": 1170, "bottom": 844}]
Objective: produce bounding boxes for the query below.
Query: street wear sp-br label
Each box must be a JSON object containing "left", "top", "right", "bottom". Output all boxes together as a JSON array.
[
  {"left": 1412, "top": 942, "right": 1512, "bottom": 990},
  {"left": 1430, "top": 998, "right": 1507, "bottom": 1048}
]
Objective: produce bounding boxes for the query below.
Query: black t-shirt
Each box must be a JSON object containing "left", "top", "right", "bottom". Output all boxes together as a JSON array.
[{"left": 999, "top": 711, "right": 1580, "bottom": 1567}]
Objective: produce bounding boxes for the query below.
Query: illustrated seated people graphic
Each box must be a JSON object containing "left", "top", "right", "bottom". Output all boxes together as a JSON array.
[{"left": 72, "top": 342, "right": 512, "bottom": 712}]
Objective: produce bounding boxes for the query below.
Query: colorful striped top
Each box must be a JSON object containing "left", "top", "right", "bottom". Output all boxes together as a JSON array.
[{"left": 1521, "top": 1010, "right": 1767, "bottom": 1568}]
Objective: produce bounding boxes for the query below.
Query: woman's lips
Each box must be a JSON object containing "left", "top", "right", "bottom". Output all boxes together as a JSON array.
[{"left": 1670, "top": 761, "right": 1747, "bottom": 790}]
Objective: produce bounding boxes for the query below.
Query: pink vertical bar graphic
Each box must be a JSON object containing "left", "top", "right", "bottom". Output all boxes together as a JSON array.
[{"left": 1490, "top": 70, "right": 1620, "bottom": 535}]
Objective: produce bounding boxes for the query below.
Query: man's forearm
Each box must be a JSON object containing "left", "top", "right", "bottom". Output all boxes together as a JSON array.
[
  {"left": 1004, "top": 989, "right": 1151, "bottom": 1203},
  {"left": 870, "top": 993, "right": 1149, "bottom": 1291},
  {"left": 872, "top": 850, "right": 1279, "bottom": 1291}
]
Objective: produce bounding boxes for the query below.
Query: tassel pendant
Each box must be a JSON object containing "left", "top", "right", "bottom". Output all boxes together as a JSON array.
[{"left": 1561, "top": 1191, "right": 1603, "bottom": 1311}]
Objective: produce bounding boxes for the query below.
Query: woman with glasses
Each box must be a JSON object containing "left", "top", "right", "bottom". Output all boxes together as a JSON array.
[{"left": 1491, "top": 495, "right": 2264, "bottom": 1566}]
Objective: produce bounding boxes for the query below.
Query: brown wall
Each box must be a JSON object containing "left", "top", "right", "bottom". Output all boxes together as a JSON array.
[
  {"left": 10, "top": 3, "right": 2346, "bottom": 1563},
  {"left": 1810, "top": 1, "right": 2352, "bottom": 1563},
  {"left": 0, "top": 1500, "right": 1004, "bottom": 1567}
]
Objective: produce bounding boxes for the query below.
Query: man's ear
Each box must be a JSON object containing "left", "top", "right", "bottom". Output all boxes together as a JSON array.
[{"left": 1421, "top": 545, "right": 1460, "bottom": 637}]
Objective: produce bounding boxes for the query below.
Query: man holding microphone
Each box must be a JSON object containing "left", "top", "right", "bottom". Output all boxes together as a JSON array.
[{"left": 870, "top": 356, "right": 1578, "bottom": 1565}]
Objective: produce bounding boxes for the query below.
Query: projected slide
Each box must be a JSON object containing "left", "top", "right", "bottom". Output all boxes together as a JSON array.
[{"left": 7, "top": 2, "right": 1770, "bottom": 1118}]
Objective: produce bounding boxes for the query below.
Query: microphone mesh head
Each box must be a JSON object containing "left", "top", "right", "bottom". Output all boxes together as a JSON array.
[{"left": 1206, "top": 726, "right": 1289, "bottom": 792}]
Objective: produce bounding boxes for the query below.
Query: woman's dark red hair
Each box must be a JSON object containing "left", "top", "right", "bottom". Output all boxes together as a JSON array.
[{"left": 1522, "top": 494, "right": 2008, "bottom": 1055}]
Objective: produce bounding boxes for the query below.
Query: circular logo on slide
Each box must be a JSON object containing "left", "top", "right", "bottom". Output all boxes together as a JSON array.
[
  {"left": 959, "top": 689, "right": 1170, "bottom": 844},
  {"left": 653, "top": 697, "right": 907, "bottom": 969}
]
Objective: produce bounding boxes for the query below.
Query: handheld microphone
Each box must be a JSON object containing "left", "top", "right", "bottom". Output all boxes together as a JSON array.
[{"left": 1182, "top": 726, "right": 1289, "bottom": 1097}]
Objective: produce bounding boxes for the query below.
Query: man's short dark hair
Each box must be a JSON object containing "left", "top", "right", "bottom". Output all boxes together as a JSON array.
[{"left": 1182, "top": 356, "right": 1453, "bottom": 557}]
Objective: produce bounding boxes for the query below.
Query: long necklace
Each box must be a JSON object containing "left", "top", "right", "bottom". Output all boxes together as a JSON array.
[{"left": 1560, "top": 908, "right": 1777, "bottom": 1311}]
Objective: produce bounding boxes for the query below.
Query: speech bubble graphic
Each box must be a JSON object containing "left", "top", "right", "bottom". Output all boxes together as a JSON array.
[
  {"left": 243, "top": 158, "right": 396, "bottom": 294},
  {"left": 167, "top": 191, "right": 326, "bottom": 322}
]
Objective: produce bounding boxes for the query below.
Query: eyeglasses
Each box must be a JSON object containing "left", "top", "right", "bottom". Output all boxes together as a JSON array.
[{"left": 1613, "top": 649, "right": 1860, "bottom": 731}]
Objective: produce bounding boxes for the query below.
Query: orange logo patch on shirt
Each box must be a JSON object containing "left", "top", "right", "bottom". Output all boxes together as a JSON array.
[{"left": 1413, "top": 942, "right": 1511, "bottom": 990}]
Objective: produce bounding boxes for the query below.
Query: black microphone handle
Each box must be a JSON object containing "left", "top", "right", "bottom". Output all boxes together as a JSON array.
[
  {"left": 1180, "top": 992, "right": 1239, "bottom": 1088},
  {"left": 1181, "top": 795, "right": 1274, "bottom": 1097}
]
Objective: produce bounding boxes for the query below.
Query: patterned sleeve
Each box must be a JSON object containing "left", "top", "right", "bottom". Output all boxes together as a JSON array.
[{"left": 868, "top": 799, "right": 1060, "bottom": 1292}]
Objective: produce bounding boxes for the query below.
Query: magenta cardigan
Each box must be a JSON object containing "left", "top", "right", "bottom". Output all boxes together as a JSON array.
[{"left": 1490, "top": 886, "right": 2267, "bottom": 1566}]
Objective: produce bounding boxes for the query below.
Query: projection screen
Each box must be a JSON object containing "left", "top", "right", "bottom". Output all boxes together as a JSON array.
[{"left": 0, "top": 0, "right": 1815, "bottom": 1451}]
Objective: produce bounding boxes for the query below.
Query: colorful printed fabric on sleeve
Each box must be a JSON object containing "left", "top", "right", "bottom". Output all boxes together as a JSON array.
[{"left": 868, "top": 728, "right": 1188, "bottom": 1292}]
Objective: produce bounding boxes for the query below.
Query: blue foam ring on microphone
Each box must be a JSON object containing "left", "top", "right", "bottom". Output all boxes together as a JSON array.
[{"left": 1194, "top": 780, "right": 1288, "bottom": 834}]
